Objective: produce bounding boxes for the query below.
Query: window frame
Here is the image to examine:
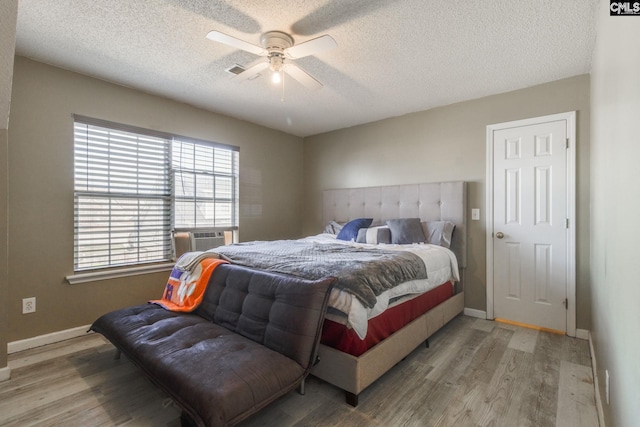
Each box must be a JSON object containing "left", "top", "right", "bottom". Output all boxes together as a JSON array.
[{"left": 68, "top": 115, "right": 239, "bottom": 283}]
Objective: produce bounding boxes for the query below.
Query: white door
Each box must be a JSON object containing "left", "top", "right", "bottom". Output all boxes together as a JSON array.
[{"left": 487, "top": 113, "right": 575, "bottom": 334}]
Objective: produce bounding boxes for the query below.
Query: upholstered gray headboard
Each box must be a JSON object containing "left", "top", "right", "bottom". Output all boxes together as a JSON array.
[{"left": 322, "top": 181, "right": 467, "bottom": 269}]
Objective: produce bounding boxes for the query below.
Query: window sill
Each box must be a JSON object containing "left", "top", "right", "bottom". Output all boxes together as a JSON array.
[{"left": 66, "top": 263, "right": 174, "bottom": 285}]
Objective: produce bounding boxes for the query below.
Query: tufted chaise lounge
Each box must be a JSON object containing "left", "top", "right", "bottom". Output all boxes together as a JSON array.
[{"left": 90, "top": 263, "right": 335, "bottom": 427}]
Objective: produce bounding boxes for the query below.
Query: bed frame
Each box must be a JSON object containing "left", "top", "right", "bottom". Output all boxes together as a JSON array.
[{"left": 311, "top": 181, "right": 467, "bottom": 406}]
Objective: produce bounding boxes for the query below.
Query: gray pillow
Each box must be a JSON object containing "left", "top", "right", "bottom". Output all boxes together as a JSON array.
[
  {"left": 421, "top": 220, "right": 456, "bottom": 248},
  {"left": 323, "top": 220, "right": 344, "bottom": 235},
  {"left": 356, "top": 226, "right": 392, "bottom": 244},
  {"left": 386, "top": 218, "right": 426, "bottom": 244}
]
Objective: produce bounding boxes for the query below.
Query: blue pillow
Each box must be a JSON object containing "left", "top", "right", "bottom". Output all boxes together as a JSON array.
[{"left": 336, "top": 218, "right": 373, "bottom": 241}]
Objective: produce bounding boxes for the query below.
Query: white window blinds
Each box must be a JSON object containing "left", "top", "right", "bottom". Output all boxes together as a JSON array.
[{"left": 73, "top": 116, "right": 239, "bottom": 271}]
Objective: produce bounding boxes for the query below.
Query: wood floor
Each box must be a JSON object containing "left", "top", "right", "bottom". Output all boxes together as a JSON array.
[{"left": 0, "top": 315, "right": 599, "bottom": 427}]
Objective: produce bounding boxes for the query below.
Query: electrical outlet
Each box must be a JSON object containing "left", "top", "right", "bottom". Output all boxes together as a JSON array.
[
  {"left": 471, "top": 208, "right": 480, "bottom": 221},
  {"left": 605, "top": 370, "right": 610, "bottom": 404},
  {"left": 22, "top": 297, "right": 36, "bottom": 314}
]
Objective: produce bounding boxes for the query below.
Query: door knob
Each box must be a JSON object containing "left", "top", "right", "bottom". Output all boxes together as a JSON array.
[{"left": 496, "top": 232, "right": 504, "bottom": 239}]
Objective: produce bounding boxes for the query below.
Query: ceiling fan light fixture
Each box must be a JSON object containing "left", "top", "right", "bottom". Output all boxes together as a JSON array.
[
  {"left": 269, "top": 54, "right": 284, "bottom": 85},
  {"left": 272, "top": 70, "right": 282, "bottom": 84}
]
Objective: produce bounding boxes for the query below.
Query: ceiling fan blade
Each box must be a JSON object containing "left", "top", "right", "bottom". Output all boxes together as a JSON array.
[
  {"left": 285, "top": 35, "right": 337, "bottom": 59},
  {"left": 284, "top": 64, "right": 323, "bottom": 91},
  {"left": 206, "top": 30, "right": 267, "bottom": 56},
  {"left": 232, "top": 61, "right": 269, "bottom": 82}
]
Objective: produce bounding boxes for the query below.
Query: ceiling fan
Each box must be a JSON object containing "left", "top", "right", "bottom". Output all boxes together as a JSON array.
[{"left": 206, "top": 30, "right": 337, "bottom": 90}]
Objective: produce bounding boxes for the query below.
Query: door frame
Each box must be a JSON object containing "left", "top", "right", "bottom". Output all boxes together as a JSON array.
[{"left": 485, "top": 111, "right": 576, "bottom": 337}]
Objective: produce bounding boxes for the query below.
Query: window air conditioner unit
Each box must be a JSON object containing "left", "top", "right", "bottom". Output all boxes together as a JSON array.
[{"left": 172, "top": 230, "right": 226, "bottom": 260}]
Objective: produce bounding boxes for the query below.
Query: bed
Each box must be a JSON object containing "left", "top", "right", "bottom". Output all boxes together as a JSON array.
[{"left": 212, "top": 181, "right": 467, "bottom": 406}]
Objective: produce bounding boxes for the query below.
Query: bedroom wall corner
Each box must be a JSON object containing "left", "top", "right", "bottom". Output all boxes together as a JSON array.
[
  {"left": 0, "top": 0, "right": 18, "bottom": 374},
  {"left": 0, "top": 130, "right": 9, "bottom": 373}
]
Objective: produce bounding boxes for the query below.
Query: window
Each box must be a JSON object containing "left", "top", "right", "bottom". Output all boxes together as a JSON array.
[
  {"left": 73, "top": 115, "right": 239, "bottom": 272},
  {"left": 172, "top": 138, "right": 238, "bottom": 229}
]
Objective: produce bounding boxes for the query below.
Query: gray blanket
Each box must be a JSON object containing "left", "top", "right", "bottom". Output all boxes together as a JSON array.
[{"left": 212, "top": 240, "right": 427, "bottom": 308}]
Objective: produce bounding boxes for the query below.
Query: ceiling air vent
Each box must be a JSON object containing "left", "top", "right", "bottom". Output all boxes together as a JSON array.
[
  {"left": 225, "top": 64, "right": 246, "bottom": 75},
  {"left": 225, "top": 64, "right": 261, "bottom": 80}
]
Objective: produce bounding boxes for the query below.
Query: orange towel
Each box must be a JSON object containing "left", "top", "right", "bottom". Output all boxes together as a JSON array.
[{"left": 151, "top": 257, "right": 228, "bottom": 312}]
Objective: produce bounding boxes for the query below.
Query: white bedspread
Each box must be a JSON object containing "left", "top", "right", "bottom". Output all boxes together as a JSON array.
[{"left": 304, "top": 234, "right": 459, "bottom": 339}]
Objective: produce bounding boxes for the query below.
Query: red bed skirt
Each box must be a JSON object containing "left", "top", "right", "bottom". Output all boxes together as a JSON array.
[{"left": 320, "top": 281, "right": 454, "bottom": 357}]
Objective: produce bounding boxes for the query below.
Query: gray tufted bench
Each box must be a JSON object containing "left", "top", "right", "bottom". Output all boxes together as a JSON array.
[{"left": 90, "top": 263, "right": 335, "bottom": 427}]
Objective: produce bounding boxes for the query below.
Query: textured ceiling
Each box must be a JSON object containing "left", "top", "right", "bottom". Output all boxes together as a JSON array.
[{"left": 15, "top": 0, "right": 599, "bottom": 137}]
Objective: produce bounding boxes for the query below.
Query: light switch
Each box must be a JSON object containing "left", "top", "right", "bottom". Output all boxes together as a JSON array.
[{"left": 471, "top": 208, "right": 480, "bottom": 220}]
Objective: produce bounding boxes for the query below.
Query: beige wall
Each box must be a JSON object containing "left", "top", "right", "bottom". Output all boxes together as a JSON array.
[
  {"left": 0, "top": 0, "right": 18, "bottom": 371},
  {"left": 303, "top": 75, "right": 591, "bottom": 328},
  {"left": 590, "top": 1, "right": 640, "bottom": 425},
  {"left": 7, "top": 57, "right": 304, "bottom": 341}
]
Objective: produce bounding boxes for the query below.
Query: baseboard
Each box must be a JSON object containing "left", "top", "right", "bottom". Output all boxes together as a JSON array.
[
  {"left": 7, "top": 324, "right": 92, "bottom": 354},
  {"left": 575, "top": 328, "right": 589, "bottom": 340},
  {"left": 463, "top": 308, "right": 487, "bottom": 319},
  {"left": 589, "top": 331, "right": 606, "bottom": 427},
  {"left": 0, "top": 366, "right": 10, "bottom": 382}
]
